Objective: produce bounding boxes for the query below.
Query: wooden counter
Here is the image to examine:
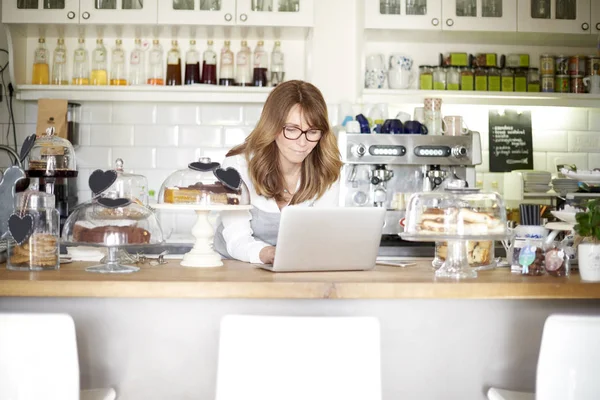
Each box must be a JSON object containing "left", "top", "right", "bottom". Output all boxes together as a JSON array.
[{"left": 1, "top": 260, "right": 600, "bottom": 299}]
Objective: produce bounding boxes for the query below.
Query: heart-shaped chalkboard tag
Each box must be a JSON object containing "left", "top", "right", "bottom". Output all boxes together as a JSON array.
[
  {"left": 8, "top": 214, "right": 34, "bottom": 245},
  {"left": 188, "top": 161, "right": 220, "bottom": 171},
  {"left": 214, "top": 167, "right": 242, "bottom": 191},
  {"left": 89, "top": 170, "right": 118, "bottom": 195},
  {"left": 97, "top": 197, "right": 132, "bottom": 208},
  {"left": 19, "top": 134, "right": 36, "bottom": 163}
]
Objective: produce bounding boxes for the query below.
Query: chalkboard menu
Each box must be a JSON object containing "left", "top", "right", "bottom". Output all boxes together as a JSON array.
[{"left": 489, "top": 110, "right": 533, "bottom": 172}]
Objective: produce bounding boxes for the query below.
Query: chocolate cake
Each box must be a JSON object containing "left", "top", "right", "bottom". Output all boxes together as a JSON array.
[{"left": 73, "top": 224, "right": 151, "bottom": 244}]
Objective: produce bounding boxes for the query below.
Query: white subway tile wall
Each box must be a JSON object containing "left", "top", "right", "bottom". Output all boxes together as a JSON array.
[{"left": 0, "top": 101, "right": 597, "bottom": 231}]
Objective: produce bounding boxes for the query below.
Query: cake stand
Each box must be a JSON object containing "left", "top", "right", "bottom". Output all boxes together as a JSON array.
[
  {"left": 401, "top": 231, "right": 507, "bottom": 279},
  {"left": 152, "top": 203, "right": 252, "bottom": 267}
]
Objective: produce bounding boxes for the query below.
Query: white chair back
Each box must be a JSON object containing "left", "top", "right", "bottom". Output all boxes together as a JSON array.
[
  {"left": 0, "top": 313, "right": 80, "bottom": 400},
  {"left": 536, "top": 314, "right": 600, "bottom": 400},
  {"left": 215, "top": 315, "right": 382, "bottom": 400}
]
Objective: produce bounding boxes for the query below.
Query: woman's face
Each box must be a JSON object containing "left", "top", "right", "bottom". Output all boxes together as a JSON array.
[{"left": 275, "top": 104, "right": 320, "bottom": 167}]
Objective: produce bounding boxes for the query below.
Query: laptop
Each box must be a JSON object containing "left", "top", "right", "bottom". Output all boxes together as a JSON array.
[{"left": 259, "top": 207, "right": 386, "bottom": 272}]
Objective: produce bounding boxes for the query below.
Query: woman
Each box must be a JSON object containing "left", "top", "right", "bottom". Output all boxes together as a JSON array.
[{"left": 213, "top": 80, "right": 343, "bottom": 264}]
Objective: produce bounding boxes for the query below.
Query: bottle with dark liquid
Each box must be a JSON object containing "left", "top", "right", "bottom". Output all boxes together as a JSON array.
[
  {"left": 219, "top": 40, "right": 235, "bottom": 86},
  {"left": 201, "top": 40, "right": 217, "bottom": 85},
  {"left": 252, "top": 40, "right": 268, "bottom": 87},
  {"left": 270, "top": 41, "right": 285, "bottom": 86},
  {"left": 184, "top": 40, "right": 201, "bottom": 85},
  {"left": 236, "top": 40, "right": 252, "bottom": 86},
  {"left": 166, "top": 40, "right": 182, "bottom": 86},
  {"left": 147, "top": 39, "right": 164, "bottom": 85}
]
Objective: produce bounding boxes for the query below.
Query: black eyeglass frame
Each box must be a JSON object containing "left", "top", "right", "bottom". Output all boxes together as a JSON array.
[{"left": 281, "top": 125, "right": 324, "bottom": 142}]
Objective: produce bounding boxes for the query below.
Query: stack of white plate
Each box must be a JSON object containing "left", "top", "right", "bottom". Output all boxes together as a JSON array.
[
  {"left": 552, "top": 178, "right": 580, "bottom": 194},
  {"left": 522, "top": 171, "right": 552, "bottom": 193}
]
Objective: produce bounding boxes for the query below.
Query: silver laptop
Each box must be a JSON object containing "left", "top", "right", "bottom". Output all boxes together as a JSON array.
[{"left": 259, "top": 207, "right": 386, "bottom": 272}]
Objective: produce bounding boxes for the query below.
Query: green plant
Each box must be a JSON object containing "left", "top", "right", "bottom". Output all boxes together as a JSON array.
[{"left": 574, "top": 199, "right": 600, "bottom": 243}]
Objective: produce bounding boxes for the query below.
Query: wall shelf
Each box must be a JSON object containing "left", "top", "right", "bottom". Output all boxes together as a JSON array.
[
  {"left": 361, "top": 89, "right": 600, "bottom": 108},
  {"left": 16, "top": 85, "right": 273, "bottom": 103}
]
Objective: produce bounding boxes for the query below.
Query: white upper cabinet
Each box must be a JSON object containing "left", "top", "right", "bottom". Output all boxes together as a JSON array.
[
  {"left": 157, "top": 0, "right": 237, "bottom": 25},
  {"left": 518, "top": 0, "right": 591, "bottom": 34},
  {"left": 79, "top": 0, "right": 158, "bottom": 24},
  {"left": 592, "top": 0, "right": 600, "bottom": 33},
  {"left": 442, "top": 0, "right": 517, "bottom": 31},
  {"left": 2, "top": 0, "right": 80, "bottom": 24},
  {"left": 365, "top": 0, "right": 443, "bottom": 30},
  {"left": 235, "top": 0, "right": 314, "bottom": 27}
]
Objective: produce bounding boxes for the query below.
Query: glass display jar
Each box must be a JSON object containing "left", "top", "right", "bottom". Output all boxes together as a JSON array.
[
  {"left": 419, "top": 65, "right": 433, "bottom": 90},
  {"left": 433, "top": 66, "right": 446, "bottom": 90},
  {"left": 460, "top": 67, "right": 474, "bottom": 91},
  {"left": 501, "top": 68, "right": 514, "bottom": 92},
  {"left": 474, "top": 67, "right": 487, "bottom": 91},
  {"left": 104, "top": 158, "right": 149, "bottom": 206},
  {"left": 527, "top": 68, "right": 540, "bottom": 92},
  {"left": 7, "top": 190, "right": 60, "bottom": 271},
  {"left": 487, "top": 67, "right": 501, "bottom": 91},
  {"left": 25, "top": 126, "right": 77, "bottom": 177},
  {"left": 446, "top": 67, "right": 460, "bottom": 91},
  {"left": 158, "top": 157, "right": 251, "bottom": 206}
]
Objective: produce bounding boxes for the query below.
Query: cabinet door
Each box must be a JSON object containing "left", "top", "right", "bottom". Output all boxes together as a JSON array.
[
  {"left": 79, "top": 0, "right": 158, "bottom": 24},
  {"left": 236, "top": 0, "right": 314, "bottom": 27},
  {"left": 518, "top": 0, "right": 591, "bottom": 34},
  {"left": 592, "top": 0, "right": 600, "bottom": 33},
  {"left": 365, "top": 0, "right": 443, "bottom": 30},
  {"left": 158, "top": 0, "right": 236, "bottom": 25},
  {"left": 2, "top": 0, "right": 79, "bottom": 23},
  {"left": 442, "top": 0, "right": 517, "bottom": 31}
]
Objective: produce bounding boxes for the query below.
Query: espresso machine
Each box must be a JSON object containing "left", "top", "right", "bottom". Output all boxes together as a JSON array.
[{"left": 337, "top": 130, "right": 482, "bottom": 237}]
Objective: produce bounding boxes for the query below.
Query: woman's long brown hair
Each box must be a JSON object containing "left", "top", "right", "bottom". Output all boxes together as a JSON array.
[{"left": 227, "top": 80, "right": 342, "bottom": 204}]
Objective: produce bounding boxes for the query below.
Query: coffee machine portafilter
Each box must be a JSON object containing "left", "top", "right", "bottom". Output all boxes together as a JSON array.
[{"left": 337, "top": 130, "right": 482, "bottom": 236}]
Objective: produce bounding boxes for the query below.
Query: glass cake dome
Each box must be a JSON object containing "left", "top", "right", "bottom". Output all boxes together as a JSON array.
[
  {"left": 158, "top": 157, "right": 250, "bottom": 206},
  {"left": 25, "top": 126, "right": 77, "bottom": 177},
  {"left": 104, "top": 158, "right": 149, "bottom": 206}
]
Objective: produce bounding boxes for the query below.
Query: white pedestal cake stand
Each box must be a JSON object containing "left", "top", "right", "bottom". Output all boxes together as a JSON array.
[{"left": 153, "top": 203, "right": 252, "bottom": 268}]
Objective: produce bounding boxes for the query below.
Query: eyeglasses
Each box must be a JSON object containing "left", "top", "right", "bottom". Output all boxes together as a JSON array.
[{"left": 282, "top": 125, "right": 323, "bottom": 142}]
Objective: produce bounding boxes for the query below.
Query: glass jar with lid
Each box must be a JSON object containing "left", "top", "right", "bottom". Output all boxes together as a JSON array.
[
  {"left": 514, "top": 68, "right": 528, "bottom": 92},
  {"left": 474, "top": 67, "right": 488, "bottom": 91},
  {"left": 487, "top": 67, "right": 501, "bottom": 91},
  {"left": 104, "top": 158, "right": 149, "bottom": 206},
  {"left": 527, "top": 68, "right": 540, "bottom": 92},
  {"left": 446, "top": 67, "right": 460, "bottom": 91},
  {"left": 25, "top": 126, "right": 77, "bottom": 177},
  {"left": 419, "top": 65, "right": 433, "bottom": 90},
  {"left": 158, "top": 157, "right": 251, "bottom": 206},
  {"left": 460, "top": 67, "right": 474, "bottom": 91},
  {"left": 433, "top": 66, "right": 446, "bottom": 90},
  {"left": 501, "top": 68, "right": 514, "bottom": 92},
  {"left": 7, "top": 190, "right": 60, "bottom": 271}
]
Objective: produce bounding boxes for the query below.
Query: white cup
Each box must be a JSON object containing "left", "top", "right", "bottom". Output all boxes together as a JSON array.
[
  {"left": 389, "top": 54, "right": 413, "bottom": 71},
  {"left": 442, "top": 115, "right": 469, "bottom": 136},
  {"left": 346, "top": 120, "right": 361, "bottom": 133},
  {"left": 388, "top": 67, "right": 415, "bottom": 89},
  {"left": 413, "top": 107, "right": 425, "bottom": 123},
  {"left": 395, "top": 111, "right": 412, "bottom": 122},
  {"left": 584, "top": 75, "right": 600, "bottom": 94}
]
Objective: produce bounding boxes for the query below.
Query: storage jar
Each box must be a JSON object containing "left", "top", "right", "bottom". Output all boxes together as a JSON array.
[
  {"left": 527, "top": 68, "right": 540, "bottom": 92},
  {"left": 446, "top": 67, "right": 460, "bottom": 90},
  {"left": 501, "top": 68, "right": 514, "bottom": 91},
  {"left": 419, "top": 65, "right": 433, "bottom": 90},
  {"left": 433, "top": 66, "right": 446, "bottom": 90},
  {"left": 474, "top": 67, "right": 487, "bottom": 91},
  {"left": 460, "top": 68, "right": 474, "bottom": 91}
]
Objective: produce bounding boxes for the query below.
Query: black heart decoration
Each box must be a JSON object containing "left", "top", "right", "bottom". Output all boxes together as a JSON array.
[
  {"left": 214, "top": 167, "right": 242, "bottom": 191},
  {"left": 89, "top": 170, "right": 118, "bottom": 195},
  {"left": 97, "top": 197, "right": 132, "bottom": 208},
  {"left": 19, "top": 134, "right": 37, "bottom": 163},
  {"left": 188, "top": 161, "right": 220, "bottom": 172},
  {"left": 8, "top": 214, "right": 34, "bottom": 245}
]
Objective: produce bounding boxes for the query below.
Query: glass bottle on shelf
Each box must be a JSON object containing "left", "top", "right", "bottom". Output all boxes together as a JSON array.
[
  {"left": 72, "top": 38, "right": 90, "bottom": 85},
  {"left": 184, "top": 39, "right": 201, "bottom": 85},
  {"left": 201, "top": 40, "right": 217, "bottom": 85},
  {"left": 91, "top": 39, "right": 108, "bottom": 85},
  {"left": 270, "top": 41, "right": 285, "bottom": 86},
  {"left": 147, "top": 39, "right": 164, "bottom": 85},
  {"left": 236, "top": 40, "right": 252, "bottom": 87},
  {"left": 219, "top": 40, "right": 235, "bottom": 86},
  {"left": 110, "top": 39, "right": 127, "bottom": 86},
  {"left": 166, "top": 40, "right": 182, "bottom": 86},
  {"left": 51, "top": 38, "right": 67, "bottom": 85},
  {"left": 32, "top": 37, "right": 49, "bottom": 85},
  {"left": 252, "top": 40, "right": 268, "bottom": 87},
  {"left": 129, "top": 38, "right": 145, "bottom": 86}
]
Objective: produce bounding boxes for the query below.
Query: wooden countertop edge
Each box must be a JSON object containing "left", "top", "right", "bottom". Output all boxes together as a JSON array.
[{"left": 2, "top": 280, "right": 600, "bottom": 299}]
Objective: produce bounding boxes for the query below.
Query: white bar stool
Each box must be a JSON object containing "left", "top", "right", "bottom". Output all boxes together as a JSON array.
[
  {"left": 215, "top": 315, "right": 382, "bottom": 400},
  {"left": 487, "top": 314, "right": 600, "bottom": 400},
  {"left": 0, "top": 313, "right": 116, "bottom": 400}
]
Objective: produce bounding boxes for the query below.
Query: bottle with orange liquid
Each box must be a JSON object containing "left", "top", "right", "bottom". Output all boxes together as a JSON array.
[
  {"left": 72, "top": 38, "right": 90, "bottom": 85},
  {"left": 51, "top": 38, "right": 68, "bottom": 85},
  {"left": 110, "top": 39, "right": 127, "bottom": 86},
  {"left": 91, "top": 39, "right": 108, "bottom": 85},
  {"left": 147, "top": 39, "right": 164, "bottom": 85},
  {"left": 32, "top": 37, "right": 49, "bottom": 85}
]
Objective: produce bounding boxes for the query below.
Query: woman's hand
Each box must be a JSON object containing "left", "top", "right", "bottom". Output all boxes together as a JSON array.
[{"left": 259, "top": 246, "right": 276, "bottom": 264}]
